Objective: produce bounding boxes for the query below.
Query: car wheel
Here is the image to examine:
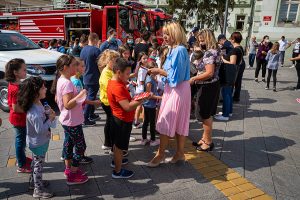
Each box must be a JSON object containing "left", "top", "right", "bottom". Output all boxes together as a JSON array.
[{"left": 0, "top": 80, "right": 9, "bottom": 112}]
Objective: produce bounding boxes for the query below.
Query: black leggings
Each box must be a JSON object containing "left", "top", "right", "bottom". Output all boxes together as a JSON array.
[
  {"left": 142, "top": 107, "right": 156, "bottom": 141},
  {"left": 296, "top": 63, "right": 300, "bottom": 89},
  {"left": 266, "top": 69, "right": 278, "bottom": 88},
  {"left": 101, "top": 103, "right": 112, "bottom": 147},
  {"left": 255, "top": 59, "right": 267, "bottom": 78}
]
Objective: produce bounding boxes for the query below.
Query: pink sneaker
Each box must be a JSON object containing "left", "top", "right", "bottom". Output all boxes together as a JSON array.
[
  {"left": 17, "top": 167, "right": 32, "bottom": 173},
  {"left": 64, "top": 168, "right": 87, "bottom": 178},
  {"left": 150, "top": 139, "right": 160, "bottom": 147},
  {"left": 66, "top": 171, "right": 89, "bottom": 185}
]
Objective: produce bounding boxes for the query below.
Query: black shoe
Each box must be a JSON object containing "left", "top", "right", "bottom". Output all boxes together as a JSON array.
[
  {"left": 196, "top": 142, "right": 215, "bottom": 152},
  {"left": 80, "top": 156, "right": 93, "bottom": 164},
  {"left": 123, "top": 150, "right": 129, "bottom": 157},
  {"left": 262, "top": 78, "right": 266, "bottom": 82},
  {"left": 255, "top": 78, "right": 258, "bottom": 82},
  {"left": 83, "top": 120, "right": 96, "bottom": 127},
  {"left": 111, "top": 158, "right": 129, "bottom": 168},
  {"left": 89, "top": 114, "right": 100, "bottom": 121}
]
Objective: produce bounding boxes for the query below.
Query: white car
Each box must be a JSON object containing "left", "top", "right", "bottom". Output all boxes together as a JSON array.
[{"left": 0, "top": 30, "right": 62, "bottom": 112}]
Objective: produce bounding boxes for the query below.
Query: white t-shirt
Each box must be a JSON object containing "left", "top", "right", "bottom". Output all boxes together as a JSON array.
[
  {"left": 278, "top": 39, "right": 289, "bottom": 51},
  {"left": 293, "top": 42, "right": 300, "bottom": 53},
  {"left": 135, "top": 67, "right": 148, "bottom": 94}
]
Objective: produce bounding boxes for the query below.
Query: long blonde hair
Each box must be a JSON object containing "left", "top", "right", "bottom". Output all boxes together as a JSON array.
[
  {"left": 197, "top": 29, "right": 218, "bottom": 50},
  {"left": 98, "top": 49, "right": 120, "bottom": 71},
  {"left": 270, "top": 42, "right": 279, "bottom": 54},
  {"left": 163, "top": 22, "right": 187, "bottom": 46}
]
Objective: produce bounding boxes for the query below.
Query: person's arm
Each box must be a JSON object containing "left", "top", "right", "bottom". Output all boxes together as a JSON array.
[
  {"left": 12, "top": 104, "right": 24, "bottom": 113},
  {"left": 290, "top": 54, "right": 300, "bottom": 61},
  {"left": 100, "top": 41, "right": 109, "bottom": 52},
  {"left": 132, "top": 49, "right": 135, "bottom": 60},
  {"left": 85, "top": 99, "right": 101, "bottom": 107},
  {"left": 118, "top": 99, "right": 142, "bottom": 112},
  {"left": 62, "top": 89, "right": 86, "bottom": 110},
  {"left": 265, "top": 51, "right": 271, "bottom": 61},
  {"left": 148, "top": 68, "right": 167, "bottom": 77},
  {"left": 190, "top": 64, "right": 215, "bottom": 84},
  {"left": 28, "top": 109, "right": 55, "bottom": 135},
  {"left": 145, "top": 83, "right": 162, "bottom": 100},
  {"left": 222, "top": 54, "right": 237, "bottom": 64}
]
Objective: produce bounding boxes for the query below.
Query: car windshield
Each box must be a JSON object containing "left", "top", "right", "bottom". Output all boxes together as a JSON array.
[{"left": 0, "top": 33, "right": 40, "bottom": 51}]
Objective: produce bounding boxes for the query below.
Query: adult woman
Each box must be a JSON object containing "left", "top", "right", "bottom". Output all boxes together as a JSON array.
[
  {"left": 255, "top": 35, "right": 271, "bottom": 82},
  {"left": 189, "top": 29, "right": 221, "bottom": 151},
  {"left": 147, "top": 22, "right": 191, "bottom": 167},
  {"left": 290, "top": 53, "right": 300, "bottom": 90},
  {"left": 215, "top": 32, "right": 244, "bottom": 121}
]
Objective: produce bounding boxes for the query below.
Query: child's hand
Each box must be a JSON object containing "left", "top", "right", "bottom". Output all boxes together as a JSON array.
[
  {"left": 78, "top": 89, "right": 87, "bottom": 98},
  {"left": 148, "top": 68, "right": 160, "bottom": 75},
  {"left": 94, "top": 100, "right": 102, "bottom": 107},
  {"left": 49, "top": 109, "right": 56, "bottom": 121}
]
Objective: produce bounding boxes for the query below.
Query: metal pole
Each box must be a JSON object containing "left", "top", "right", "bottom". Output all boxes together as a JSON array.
[
  {"left": 19, "top": 0, "right": 21, "bottom": 7},
  {"left": 223, "top": 0, "right": 229, "bottom": 36}
]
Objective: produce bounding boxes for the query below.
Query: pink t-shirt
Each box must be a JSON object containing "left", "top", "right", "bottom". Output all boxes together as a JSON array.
[{"left": 56, "top": 77, "right": 84, "bottom": 126}]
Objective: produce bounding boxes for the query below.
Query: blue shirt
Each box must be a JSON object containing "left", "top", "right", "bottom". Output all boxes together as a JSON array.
[
  {"left": 143, "top": 75, "right": 158, "bottom": 108},
  {"left": 100, "top": 40, "right": 119, "bottom": 53},
  {"left": 163, "top": 45, "right": 190, "bottom": 87},
  {"left": 80, "top": 45, "right": 101, "bottom": 85},
  {"left": 266, "top": 50, "right": 280, "bottom": 70},
  {"left": 71, "top": 76, "right": 83, "bottom": 93}
]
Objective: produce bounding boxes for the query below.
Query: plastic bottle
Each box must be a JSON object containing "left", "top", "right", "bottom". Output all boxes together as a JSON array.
[{"left": 44, "top": 102, "right": 51, "bottom": 116}]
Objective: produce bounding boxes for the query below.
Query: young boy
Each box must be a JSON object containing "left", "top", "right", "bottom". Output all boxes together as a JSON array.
[{"left": 107, "top": 58, "right": 147, "bottom": 178}]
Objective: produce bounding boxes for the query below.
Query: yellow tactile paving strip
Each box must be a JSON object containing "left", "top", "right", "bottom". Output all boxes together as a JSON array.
[{"left": 169, "top": 138, "right": 273, "bottom": 200}]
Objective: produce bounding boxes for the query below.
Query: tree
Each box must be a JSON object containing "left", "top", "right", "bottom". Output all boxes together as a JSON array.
[{"left": 167, "top": 0, "right": 235, "bottom": 32}]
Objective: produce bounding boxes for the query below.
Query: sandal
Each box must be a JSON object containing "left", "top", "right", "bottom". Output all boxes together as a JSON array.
[
  {"left": 196, "top": 140, "right": 215, "bottom": 152},
  {"left": 192, "top": 139, "right": 205, "bottom": 147}
]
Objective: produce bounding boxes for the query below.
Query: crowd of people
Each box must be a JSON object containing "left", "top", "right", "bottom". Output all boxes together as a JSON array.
[{"left": 3, "top": 21, "right": 300, "bottom": 198}]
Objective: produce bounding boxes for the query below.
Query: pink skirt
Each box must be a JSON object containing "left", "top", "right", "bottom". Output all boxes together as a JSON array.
[{"left": 156, "top": 81, "right": 191, "bottom": 137}]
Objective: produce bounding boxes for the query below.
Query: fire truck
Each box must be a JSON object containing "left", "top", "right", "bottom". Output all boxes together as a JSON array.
[{"left": 0, "top": 1, "right": 171, "bottom": 45}]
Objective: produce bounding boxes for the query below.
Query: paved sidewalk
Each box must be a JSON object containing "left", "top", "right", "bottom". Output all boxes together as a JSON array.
[{"left": 0, "top": 64, "right": 300, "bottom": 200}]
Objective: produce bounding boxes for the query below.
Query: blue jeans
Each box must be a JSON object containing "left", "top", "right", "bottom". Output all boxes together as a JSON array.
[
  {"left": 14, "top": 126, "right": 27, "bottom": 168},
  {"left": 248, "top": 53, "right": 256, "bottom": 67},
  {"left": 83, "top": 84, "right": 99, "bottom": 121},
  {"left": 222, "top": 86, "right": 233, "bottom": 117},
  {"left": 279, "top": 51, "right": 285, "bottom": 65}
]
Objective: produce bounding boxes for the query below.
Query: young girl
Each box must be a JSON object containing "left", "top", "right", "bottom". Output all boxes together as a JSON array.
[
  {"left": 265, "top": 42, "right": 280, "bottom": 91},
  {"left": 141, "top": 61, "right": 162, "bottom": 146},
  {"left": 148, "top": 47, "right": 158, "bottom": 62},
  {"left": 119, "top": 45, "right": 135, "bottom": 73},
  {"left": 18, "top": 76, "right": 56, "bottom": 198},
  {"left": 133, "top": 52, "right": 148, "bottom": 128},
  {"left": 55, "top": 54, "right": 89, "bottom": 185},
  {"left": 5, "top": 58, "right": 32, "bottom": 173},
  {"left": 98, "top": 50, "right": 120, "bottom": 151}
]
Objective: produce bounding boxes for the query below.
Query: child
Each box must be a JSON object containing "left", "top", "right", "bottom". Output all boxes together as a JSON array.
[
  {"left": 265, "top": 42, "right": 280, "bottom": 92},
  {"left": 141, "top": 61, "right": 162, "bottom": 146},
  {"left": 18, "top": 76, "right": 56, "bottom": 198},
  {"left": 119, "top": 45, "right": 135, "bottom": 73},
  {"left": 133, "top": 52, "right": 148, "bottom": 128},
  {"left": 5, "top": 58, "right": 32, "bottom": 173},
  {"left": 98, "top": 50, "right": 120, "bottom": 151},
  {"left": 148, "top": 47, "right": 158, "bottom": 62},
  {"left": 107, "top": 57, "right": 148, "bottom": 179},
  {"left": 55, "top": 54, "right": 89, "bottom": 185}
]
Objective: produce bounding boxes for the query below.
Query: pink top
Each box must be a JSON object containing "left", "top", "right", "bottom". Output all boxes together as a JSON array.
[{"left": 56, "top": 77, "right": 84, "bottom": 126}]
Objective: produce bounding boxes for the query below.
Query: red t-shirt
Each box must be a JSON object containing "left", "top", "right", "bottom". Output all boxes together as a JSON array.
[
  {"left": 107, "top": 79, "right": 135, "bottom": 123},
  {"left": 8, "top": 83, "right": 26, "bottom": 127}
]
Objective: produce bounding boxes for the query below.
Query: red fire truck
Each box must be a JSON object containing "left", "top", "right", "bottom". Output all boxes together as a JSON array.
[{"left": 0, "top": 2, "right": 171, "bottom": 45}]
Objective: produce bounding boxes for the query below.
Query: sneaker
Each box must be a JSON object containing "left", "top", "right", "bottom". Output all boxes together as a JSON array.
[
  {"left": 140, "top": 139, "right": 149, "bottom": 145},
  {"left": 129, "top": 136, "right": 136, "bottom": 142},
  {"left": 60, "top": 157, "right": 64, "bottom": 161},
  {"left": 112, "top": 168, "right": 134, "bottom": 179},
  {"left": 89, "top": 114, "right": 100, "bottom": 121},
  {"left": 262, "top": 78, "right": 266, "bottom": 82},
  {"left": 64, "top": 168, "right": 87, "bottom": 178},
  {"left": 66, "top": 171, "right": 89, "bottom": 185},
  {"left": 255, "top": 78, "right": 258, "bottom": 82},
  {"left": 150, "top": 139, "right": 160, "bottom": 146},
  {"left": 133, "top": 122, "right": 143, "bottom": 129},
  {"left": 265, "top": 87, "right": 269, "bottom": 90},
  {"left": 273, "top": 88, "right": 277, "bottom": 92},
  {"left": 79, "top": 156, "right": 93, "bottom": 164},
  {"left": 110, "top": 158, "right": 129, "bottom": 168},
  {"left": 29, "top": 180, "right": 50, "bottom": 190},
  {"left": 290, "top": 64, "right": 295, "bottom": 68},
  {"left": 123, "top": 150, "right": 129, "bottom": 157},
  {"left": 17, "top": 167, "right": 32, "bottom": 173},
  {"left": 214, "top": 115, "right": 229, "bottom": 121},
  {"left": 217, "top": 112, "right": 232, "bottom": 117},
  {"left": 246, "top": 66, "right": 251, "bottom": 69},
  {"left": 102, "top": 145, "right": 111, "bottom": 150},
  {"left": 281, "top": 64, "right": 284, "bottom": 67},
  {"left": 33, "top": 188, "right": 54, "bottom": 199},
  {"left": 83, "top": 120, "right": 96, "bottom": 127}
]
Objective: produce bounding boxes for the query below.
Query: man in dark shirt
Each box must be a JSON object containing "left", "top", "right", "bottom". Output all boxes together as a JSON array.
[
  {"left": 133, "top": 31, "right": 151, "bottom": 62},
  {"left": 218, "top": 34, "right": 233, "bottom": 55},
  {"left": 80, "top": 33, "right": 101, "bottom": 126}
]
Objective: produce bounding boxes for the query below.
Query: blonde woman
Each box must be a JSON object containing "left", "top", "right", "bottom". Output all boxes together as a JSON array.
[
  {"left": 147, "top": 22, "right": 191, "bottom": 167},
  {"left": 189, "top": 29, "right": 221, "bottom": 151},
  {"left": 98, "top": 50, "right": 120, "bottom": 151}
]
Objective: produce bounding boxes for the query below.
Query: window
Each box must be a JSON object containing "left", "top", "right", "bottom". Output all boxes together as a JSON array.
[
  {"left": 236, "top": 15, "right": 245, "bottom": 30},
  {"left": 278, "top": 0, "right": 300, "bottom": 23}
]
